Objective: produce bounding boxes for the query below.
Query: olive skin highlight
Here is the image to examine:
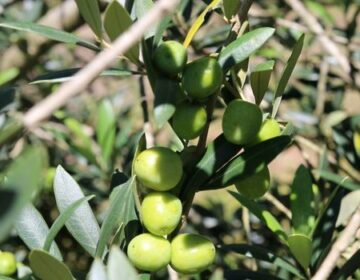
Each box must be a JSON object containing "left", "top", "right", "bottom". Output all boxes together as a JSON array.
[
  {"left": 170, "top": 233, "right": 216, "bottom": 274},
  {"left": 141, "top": 192, "right": 182, "bottom": 236},
  {"left": 127, "top": 233, "right": 171, "bottom": 272},
  {"left": 134, "top": 147, "right": 183, "bottom": 191}
]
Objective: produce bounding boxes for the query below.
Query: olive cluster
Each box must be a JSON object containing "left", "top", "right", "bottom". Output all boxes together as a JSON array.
[
  {"left": 127, "top": 40, "right": 283, "bottom": 273},
  {"left": 0, "top": 251, "right": 17, "bottom": 277},
  {"left": 130, "top": 147, "right": 216, "bottom": 274},
  {"left": 153, "top": 40, "right": 223, "bottom": 140}
]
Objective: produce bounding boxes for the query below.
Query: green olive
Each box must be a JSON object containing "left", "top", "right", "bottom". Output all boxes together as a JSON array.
[
  {"left": 251, "top": 118, "right": 281, "bottom": 145},
  {"left": 127, "top": 233, "right": 171, "bottom": 272},
  {"left": 0, "top": 252, "right": 17, "bottom": 276},
  {"left": 141, "top": 192, "right": 182, "bottom": 236},
  {"left": 134, "top": 147, "right": 183, "bottom": 191},
  {"left": 172, "top": 103, "right": 207, "bottom": 140},
  {"left": 153, "top": 41, "right": 187, "bottom": 77},
  {"left": 222, "top": 100, "right": 263, "bottom": 145},
  {"left": 182, "top": 57, "right": 223, "bottom": 99},
  {"left": 171, "top": 233, "right": 216, "bottom": 274},
  {"left": 234, "top": 166, "right": 270, "bottom": 199}
]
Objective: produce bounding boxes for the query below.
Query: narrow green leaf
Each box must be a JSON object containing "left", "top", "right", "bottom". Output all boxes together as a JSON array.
[
  {"left": 310, "top": 187, "right": 345, "bottom": 271},
  {"left": 218, "top": 28, "right": 275, "bottom": 71},
  {"left": 205, "top": 136, "right": 291, "bottom": 190},
  {"left": 331, "top": 248, "right": 360, "bottom": 280},
  {"left": 318, "top": 170, "right": 360, "bottom": 191},
  {"left": 107, "top": 246, "right": 138, "bottom": 280},
  {"left": 0, "top": 21, "right": 99, "bottom": 51},
  {"left": 96, "top": 100, "right": 116, "bottom": 162},
  {"left": 29, "top": 249, "right": 73, "bottom": 280},
  {"left": 229, "top": 191, "right": 288, "bottom": 242},
  {"left": 288, "top": 234, "right": 312, "bottom": 270},
  {"left": 183, "top": 134, "right": 241, "bottom": 195},
  {"left": 15, "top": 204, "right": 62, "bottom": 260},
  {"left": 290, "top": 165, "right": 315, "bottom": 236},
  {"left": 220, "top": 244, "right": 305, "bottom": 279},
  {"left": 104, "top": 1, "right": 139, "bottom": 64},
  {"left": 223, "top": 0, "right": 241, "bottom": 21},
  {"left": 54, "top": 165, "right": 100, "bottom": 257},
  {"left": 0, "top": 146, "right": 47, "bottom": 242},
  {"left": 251, "top": 60, "right": 275, "bottom": 105},
  {"left": 43, "top": 196, "right": 95, "bottom": 252},
  {"left": 75, "top": 0, "right": 103, "bottom": 39},
  {"left": 183, "top": 0, "right": 220, "bottom": 48},
  {"left": 30, "top": 68, "right": 135, "bottom": 84},
  {"left": 272, "top": 34, "right": 304, "bottom": 118},
  {"left": 88, "top": 259, "right": 107, "bottom": 280},
  {"left": 96, "top": 177, "right": 138, "bottom": 258}
]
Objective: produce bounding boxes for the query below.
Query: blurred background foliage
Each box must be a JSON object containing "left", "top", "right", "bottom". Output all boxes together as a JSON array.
[{"left": 0, "top": 0, "right": 359, "bottom": 279}]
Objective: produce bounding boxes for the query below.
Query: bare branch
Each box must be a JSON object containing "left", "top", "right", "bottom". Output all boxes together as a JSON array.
[
  {"left": 23, "top": 0, "right": 180, "bottom": 129},
  {"left": 284, "top": 0, "right": 351, "bottom": 75},
  {"left": 312, "top": 206, "right": 360, "bottom": 280}
]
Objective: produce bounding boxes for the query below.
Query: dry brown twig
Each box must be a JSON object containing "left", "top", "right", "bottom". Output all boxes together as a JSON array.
[
  {"left": 23, "top": 0, "right": 180, "bottom": 129},
  {"left": 312, "top": 206, "right": 360, "bottom": 280}
]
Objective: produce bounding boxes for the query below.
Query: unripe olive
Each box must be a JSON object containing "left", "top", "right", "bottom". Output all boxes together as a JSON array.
[
  {"left": 235, "top": 166, "right": 270, "bottom": 199},
  {"left": 171, "top": 233, "right": 216, "bottom": 274},
  {"left": 222, "top": 100, "right": 262, "bottom": 145},
  {"left": 141, "top": 192, "right": 182, "bottom": 236},
  {"left": 251, "top": 118, "right": 281, "bottom": 145},
  {"left": 134, "top": 147, "right": 183, "bottom": 191},
  {"left": 0, "top": 252, "right": 17, "bottom": 276},
  {"left": 172, "top": 103, "right": 207, "bottom": 140},
  {"left": 127, "top": 233, "right": 171, "bottom": 272},
  {"left": 182, "top": 57, "right": 223, "bottom": 99},
  {"left": 153, "top": 41, "right": 187, "bottom": 77}
]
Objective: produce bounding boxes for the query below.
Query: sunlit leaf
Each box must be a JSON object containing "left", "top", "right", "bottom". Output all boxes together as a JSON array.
[
  {"left": 288, "top": 234, "right": 312, "bottom": 270},
  {"left": 205, "top": 136, "right": 291, "bottom": 190},
  {"left": 272, "top": 34, "right": 304, "bottom": 118},
  {"left": 251, "top": 60, "right": 275, "bottom": 105},
  {"left": 290, "top": 165, "right": 315, "bottom": 236},
  {"left": 96, "top": 177, "right": 138, "bottom": 258},
  {"left": 43, "top": 196, "right": 95, "bottom": 252},
  {"left": 218, "top": 28, "right": 275, "bottom": 71},
  {"left": 96, "top": 100, "right": 116, "bottom": 163},
  {"left": 229, "top": 191, "right": 288, "bottom": 242},
  {"left": 183, "top": 0, "right": 220, "bottom": 48},
  {"left": 16, "top": 204, "right": 62, "bottom": 260},
  {"left": 54, "top": 166, "right": 100, "bottom": 257}
]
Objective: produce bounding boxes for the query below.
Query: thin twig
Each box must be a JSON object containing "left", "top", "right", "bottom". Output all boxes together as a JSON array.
[
  {"left": 23, "top": 0, "right": 180, "bottom": 129},
  {"left": 315, "top": 60, "right": 329, "bottom": 117},
  {"left": 312, "top": 206, "right": 360, "bottom": 280},
  {"left": 284, "top": 0, "right": 351, "bottom": 76},
  {"left": 264, "top": 193, "right": 292, "bottom": 219}
]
